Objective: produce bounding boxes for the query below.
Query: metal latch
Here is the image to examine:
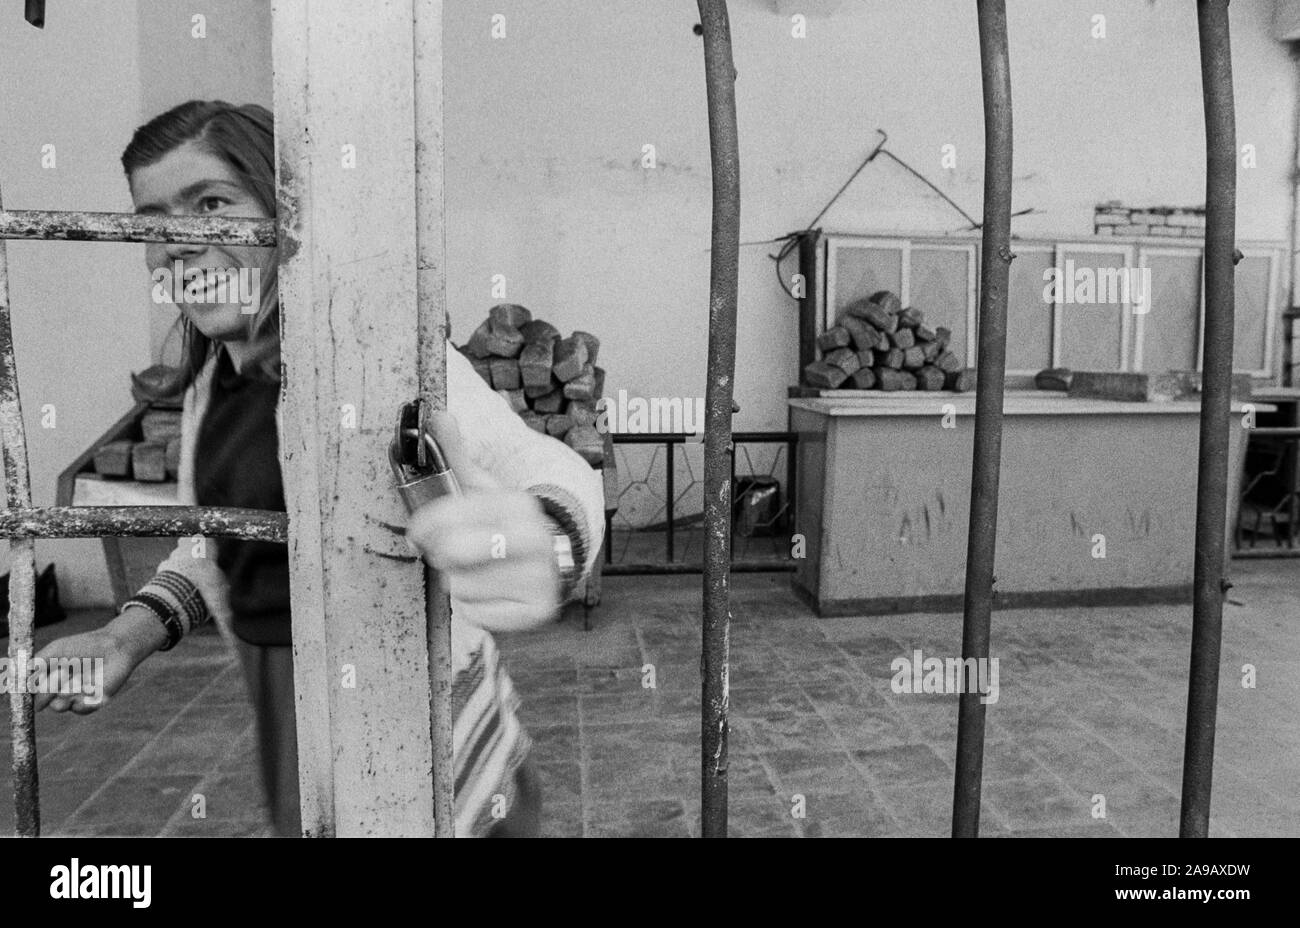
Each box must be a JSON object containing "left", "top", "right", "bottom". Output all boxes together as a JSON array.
[{"left": 389, "top": 398, "right": 460, "bottom": 514}]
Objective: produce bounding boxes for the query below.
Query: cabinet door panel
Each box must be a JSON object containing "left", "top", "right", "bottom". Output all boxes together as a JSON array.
[
  {"left": 1140, "top": 252, "right": 1200, "bottom": 372},
  {"left": 1005, "top": 248, "right": 1055, "bottom": 372},
  {"left": 1233, "top": 255, "right": 1272, "bottom": 374},
  {"left": 829, "top": 245, "right": 902, "bottom": 321},
  {"left": 910, "top": 247, "right": 972, "bottom": 364},
  {"left": 1056, "top": 249, "right": 1127, "bottom": 371}
]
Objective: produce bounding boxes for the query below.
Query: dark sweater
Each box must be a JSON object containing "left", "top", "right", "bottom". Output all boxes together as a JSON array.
[{"left": 193, "top": 348, "right": 291, "bottom": 646}]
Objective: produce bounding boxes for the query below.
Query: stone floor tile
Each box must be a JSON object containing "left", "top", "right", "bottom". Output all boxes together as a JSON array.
[
  {"left": 585, "top": 798, "right": 692, "bottom": 838},
  {"left": 797, "top": 789, "right": 896, "bottom": 838},
  {"left": 852, "top": 742, "right": 950, "bottom": 789},
  {"left": 878, "top": 783, "right": 1008, "bottom": 837},
  {"left": 60, "top": 774, "right": 203, "bottom": 833},
  {"left": 982, "top": 776, "right": 1093, "bottom": 832}
]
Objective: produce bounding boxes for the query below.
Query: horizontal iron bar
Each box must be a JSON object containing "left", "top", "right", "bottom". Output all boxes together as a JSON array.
[
  {"left": 0, "top": 211, "right": 276, "bottom": 246},
  {"left": 604, "top": 562, "right": 796, "bottom": 575},
  {"left": 1244, "top": 427, "right": 1300, "bottom": 438},
  {"left": 0, "top": 506, "right": 287, "bottom": 541},
  {"left": 611, "top": 432, "right": 797, "bottom": 445},
  {"left": 1231, "top": 548, "right": 1300, "bottom": 559}
]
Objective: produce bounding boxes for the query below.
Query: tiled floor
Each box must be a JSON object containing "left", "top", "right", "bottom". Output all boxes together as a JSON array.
[{"left": 2, "top": 560, "right": 1297, "bottom": 837}]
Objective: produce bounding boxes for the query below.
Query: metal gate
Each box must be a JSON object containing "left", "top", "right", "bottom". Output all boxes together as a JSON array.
[{"left": 3, "top": 0, "right": 1238, "bottom": 839}]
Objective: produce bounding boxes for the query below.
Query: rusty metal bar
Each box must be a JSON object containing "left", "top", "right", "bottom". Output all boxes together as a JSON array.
[
  {"left": 1233, "top": 548, "right": 1300, "bottom": 559},
  {"left": 0, "top": 506, "right": 287, "bottom": 541},
  {"left": 413, "top": 0, "right": 455, "bottom": 838},
  {"left": 0, "top": 210, "right": 275, "bottom": 246},
  {"left": 797, "top": 232, "right": 819, "bottom": 373},
  {"left": 1181, "top": 0, "right": 1237, "bottom": 839},
  {"left": 0, "top": 183, "right": 40, "bottom": 837},
  {"left": 952, "top": 0, "right": 1014, "bottom": 839},
  {"left": 785, "top": 434, "right": 797, "bottom": 539},
  {"left": 697, "top": 0, "right": 740, "bottom": 839}
]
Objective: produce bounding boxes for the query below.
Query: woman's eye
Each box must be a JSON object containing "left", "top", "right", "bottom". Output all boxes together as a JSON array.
[{"left": 198, "top": 197, "right": 228, "bottom": 213}]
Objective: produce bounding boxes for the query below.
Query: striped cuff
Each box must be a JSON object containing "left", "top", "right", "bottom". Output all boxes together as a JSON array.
[
  {"left": 527, "top": 484, "right": 589, "bottom": 603},
  {"left": 122, "top": 593, "right": 184, "bottom": 652},
  {"left": 125, "top": 569, "right": 212, "bottom": 650}
]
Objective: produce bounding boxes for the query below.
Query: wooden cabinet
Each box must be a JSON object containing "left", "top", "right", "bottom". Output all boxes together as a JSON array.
[{"left": 798, "top": 230, "right": 1286, "bottom": 385}]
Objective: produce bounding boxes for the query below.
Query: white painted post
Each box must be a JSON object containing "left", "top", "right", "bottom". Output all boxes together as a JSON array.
[
  {"left": 271, "top": 0, "right": 435, "bottom": 837},
  {"left": 412, "top": 0, "right": 457, "bottom": 837}
]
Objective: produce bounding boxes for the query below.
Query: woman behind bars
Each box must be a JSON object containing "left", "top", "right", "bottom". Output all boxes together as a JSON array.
[{"left": 32, "top": 101, "right": 604, "bottom": 837}]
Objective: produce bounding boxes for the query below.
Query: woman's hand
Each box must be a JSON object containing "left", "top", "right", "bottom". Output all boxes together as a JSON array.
[
  {"left": 405, "top": 412, "right": 561, "bottom": 633},
  {"left": 32, "top": 606, "right": 168, "bottom": 714}
]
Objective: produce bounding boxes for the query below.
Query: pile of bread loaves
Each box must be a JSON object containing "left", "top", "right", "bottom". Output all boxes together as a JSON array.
[
  {"left": 457, "top": 303, "right": 605, "bottom": 465},
  {"left": 92, "top": 409, "right": 181, "bottom": 482},
  {"left": 804, "top": 290, "right": 975, "bottom": 392}
]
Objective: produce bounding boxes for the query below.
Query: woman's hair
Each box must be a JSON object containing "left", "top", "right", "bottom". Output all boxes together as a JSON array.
[{"left": 122, "top": 100, "right": 279, "bottom": 392}]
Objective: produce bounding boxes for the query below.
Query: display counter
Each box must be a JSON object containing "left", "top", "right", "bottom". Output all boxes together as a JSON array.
[{"left": 789, "top": 391, "right": 1267, "bottom": 616}]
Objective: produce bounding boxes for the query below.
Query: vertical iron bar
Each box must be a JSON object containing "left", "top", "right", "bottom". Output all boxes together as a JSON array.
[
  {"left": 952, "top": 0, "right": 1013, "bottom": 838},
  {"left": 23, "top": 0, "right": 44, "bottom": 29},
  {"left": 786, "top": 436, "right": 796, "bottom": 537},
  {"left": 797, "top": 232, "right": 818, "bottom": 373},
  {"left": 666, "top": 440, "right": 675, "bottom": 562},
  {"left": 413, "top": 0, "right": 455, "bottom": 838},
  {"left": 1285, "top": 45, "right": 1300, "bottom": 391},
  {"left": 728, "top": 439, "right": 736, "bottom": 562},
  {"left": 1181, "top": 0, "right": 1236, "bottom": 839},
  {"left": 0, "top": 183, "right": 40, "bottom": 837},
  {"left": 697, "top": 0, "right": 740, "bottom": 839}
]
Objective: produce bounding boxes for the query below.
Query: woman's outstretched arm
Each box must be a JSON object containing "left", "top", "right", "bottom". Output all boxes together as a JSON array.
[
  {"left": 34, "top": 358, "right": 233, "bottom": 712},
  {"left": 403, "top": 344, "right": 606, "bottom": 633},
  {"left": 446, "top": 344, "right": 605, "bottom": 585}
]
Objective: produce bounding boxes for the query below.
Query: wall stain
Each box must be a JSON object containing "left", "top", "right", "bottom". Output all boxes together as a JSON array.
[
  {"left": 1126, "top": 508, "right": 1152, "bottom": 535},
  {"left": 897, "top": 491, "right": 949, "bottom": 546},
  {"left": 602, "top": 156, "right": 699, "bottom": 178}
]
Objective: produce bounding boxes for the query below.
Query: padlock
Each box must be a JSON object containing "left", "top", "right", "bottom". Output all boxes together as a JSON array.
[
  {"left": 390, "top": 400, "right": 460, "bottom": 514},
  {"left": 390, "top": 440, "right": 460, "bottom": 513}
]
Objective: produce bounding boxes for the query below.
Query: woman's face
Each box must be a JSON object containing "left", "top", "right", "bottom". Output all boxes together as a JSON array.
[{"left": 130, "top": 140, "right": 274, "bottom": 343}]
